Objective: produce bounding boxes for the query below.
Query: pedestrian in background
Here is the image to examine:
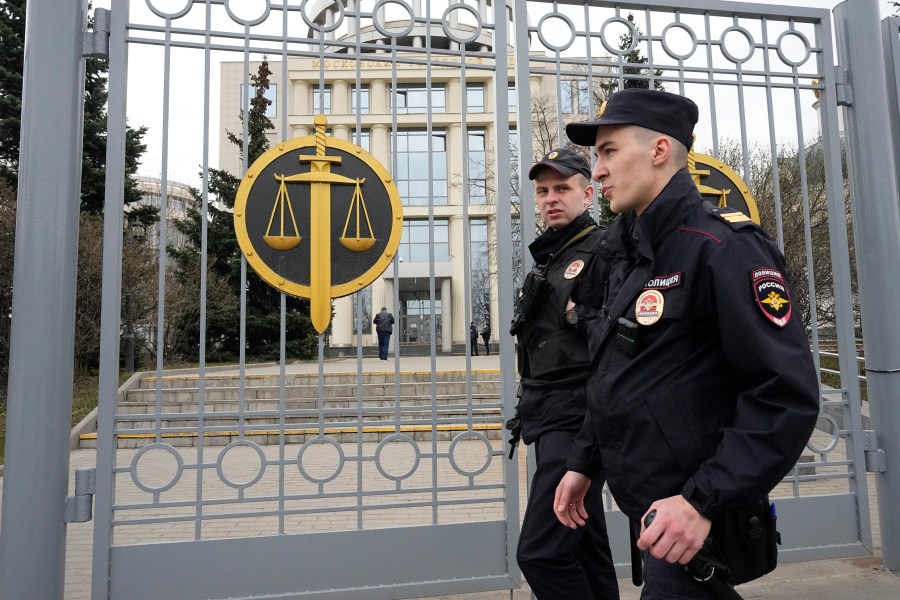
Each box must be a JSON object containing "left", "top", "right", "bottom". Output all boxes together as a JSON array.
[
  {"left": 373, "top": 307, "right": 394, "bottom": 360},
  {"left": 480, "top": 321, "right": 492, "bottom": 356},
  {"left": 470, "top": 321, "right": 480, "bottom": 356}
]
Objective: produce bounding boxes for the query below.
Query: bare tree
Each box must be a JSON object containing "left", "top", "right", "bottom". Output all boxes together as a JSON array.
[{"left": 717, "top": 137, "right": 857, "bottom": 334}]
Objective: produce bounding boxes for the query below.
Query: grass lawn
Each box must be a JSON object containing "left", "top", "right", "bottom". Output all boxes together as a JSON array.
[{"left": 0, "top": 371, "right": 104, "bottom": 465}]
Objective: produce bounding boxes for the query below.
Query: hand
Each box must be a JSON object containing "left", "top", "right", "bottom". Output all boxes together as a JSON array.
[
  {"left": 566, "top": 297, "right": 576, "bottom": 311},
  {"left": 637, "top": 495, "right": 712, "bottom": 564},
  {"left": 554, "top": 471, "right": 591, "bottom": 529}
]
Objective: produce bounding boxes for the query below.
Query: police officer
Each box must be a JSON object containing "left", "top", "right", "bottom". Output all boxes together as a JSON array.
[
  {"left": 511, "top": 148, "right": 618, "bottom": 600},
  {"left": 553, "top": 89, "right": 820, "bottom": 599}
]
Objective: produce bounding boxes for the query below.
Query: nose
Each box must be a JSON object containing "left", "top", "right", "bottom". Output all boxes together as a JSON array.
[{"left": 591, "top": 160, "right": 606, "bottom": 183}]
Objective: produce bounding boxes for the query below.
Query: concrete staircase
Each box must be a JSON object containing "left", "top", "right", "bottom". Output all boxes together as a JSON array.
[{"left": 78, "top": 369, "right": 503, "bottom": 449}]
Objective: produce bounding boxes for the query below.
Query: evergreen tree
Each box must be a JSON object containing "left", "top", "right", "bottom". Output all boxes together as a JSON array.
[
  {"left": 170, "top": 60, "right": 317, "bottom": 362},
  {"left": 0, "top": 0, "right": 24, "bottom": 187},
  {"left": 0, "top": 1, "right": 148, "bottom": 210},
  {"left": 597, "top": 14, "right": 665, "bottom": 102}
]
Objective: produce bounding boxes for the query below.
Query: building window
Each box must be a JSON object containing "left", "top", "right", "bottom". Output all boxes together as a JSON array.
[
  {"left": 509, "top": 127, "right": 519, "bottom": 198},
  {"left": 562, "top": 79, "right": 590, "bottom": 115},
  {"left": 352, "top": 287, "right": 372, "bottom": 335},
  {"left": 352, "top": 129, "right": 370, "bottom": 151},
  {"left": 241, "top": 83, "right": 277, "bottom": 118},
  {"left": 395, "top": 129, "right": 448, "bottom": 206},
  {"left": 392, "top": 84, "right": 446, "bottom": 114},
  {"left": 351, "top": 85, "right": 369, "bottom": 113},
  {"left": 399, "top": 219, "right": 449, "bottom": 263},
  {"left": 508, "top": 84, "right": 517, "bottom": 110},
  {"left": 466, "top": 83, "right": 485, "bottom": 112},
  {"left": 470, "top": 218, "right": 490, "bottom": 325},
  {"left": 312, "top": 86, "right": 331, "bottom": 113},
  {"left": 467, "top": 129, "right": 487, "bottom": 205}
]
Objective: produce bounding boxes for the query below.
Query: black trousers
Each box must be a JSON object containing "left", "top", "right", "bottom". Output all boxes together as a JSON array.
[
  {"left": 517, "top": 430, "right": 620, "bottom": 600},
  {"left": 639, "top": 550, "right": 720, "bottom": 600}
]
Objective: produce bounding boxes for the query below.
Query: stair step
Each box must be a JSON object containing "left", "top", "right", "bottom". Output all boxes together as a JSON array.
[{"left": 79, "top": 423, "right": 503, "bottom": 449}]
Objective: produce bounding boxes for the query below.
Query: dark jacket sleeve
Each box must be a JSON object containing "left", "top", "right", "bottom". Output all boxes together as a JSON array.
[
  {"left": 681, "top": 230, "right": 820, "bottom": 518},
  {"left": 566, "top": 409, "right": 604, "bottom": 478}
]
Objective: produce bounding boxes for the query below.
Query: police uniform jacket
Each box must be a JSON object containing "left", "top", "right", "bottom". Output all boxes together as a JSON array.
[
  {"left": 513, "top": 211, "right": 601, "bottom": 443},
  {"left": 568, "top": 168, "right": 819, "bottom": 523}
]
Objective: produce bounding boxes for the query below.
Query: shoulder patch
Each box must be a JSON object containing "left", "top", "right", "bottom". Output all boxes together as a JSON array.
[
  {"left": 708, "top": 205, "right": 757, "bottom": 231},
  {"left": 751, "top": 268, "right": 792, "bottom": 328}
]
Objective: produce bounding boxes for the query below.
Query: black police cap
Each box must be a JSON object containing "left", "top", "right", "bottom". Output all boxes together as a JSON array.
[
  {"left": 528, "top": 147, "right": 592, "bottom": 180},
  {"left": 566, "top": 88, "right": 699, "bottom": 150}
]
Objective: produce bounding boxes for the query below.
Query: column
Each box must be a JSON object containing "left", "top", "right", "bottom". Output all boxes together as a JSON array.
[
  {"left": 441, "top": 277, "right": 452, "bottom": 354},
  {"left": 449, "top": 214, "right": 468, "bottom": 347}
]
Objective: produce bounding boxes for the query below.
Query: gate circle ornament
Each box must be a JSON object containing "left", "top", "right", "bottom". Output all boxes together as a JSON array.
[
  {"left": 300, "top": 0, "right": 346, "bottom": 33},
  {"left": 441, "top": 4, "right": 483, "bottom": 45},
  {"left": 216, "top": 440, "right": 268, "bottom": 489},
  {"left": 297, "top": 436, "right": 345, "bottom": 484},
  {"left": 537, "top": 13, "right": 577, "bottom": 52},
  {"left": 146, "top": 0, "right": 193, "bottom": 19},
  {"left": 661, "top": 22, "right": 698, "bottom": 61},
  {"left": 448, "top": 430, "right": 493, "bottom": 477},
  {"left": 720, "top": 26, "right": 755, "bottom": 64},
  {"left": 130, "top": 442, "right": 184, "bottom": 494},
  {"left": 375, "top": 433, "right": 421, "bottom": 481},
  {"left": 600, "top": 16, "right": 638, "bottom": 56},
  {"left": 372, "top": 0, "right": 416, "bottom": 39},
  {"left": 807, "top": 413, "right": 840, "bottom": 455},
  {"left": 776, "top": 30, "right": 811, "bottom": 68},
  {"left": 224, "top": 0, "right": 270, "bottom": 27},
  {"left": 235, "top": 115, "right": 403, "bottom": 334}
]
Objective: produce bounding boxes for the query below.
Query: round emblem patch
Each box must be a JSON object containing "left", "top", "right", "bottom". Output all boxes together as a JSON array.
[
  {"left": 635, "top": 290, "right": 664, "bottom": 325},
  {"left": 564, "top": 259, "right": 585, "bottom": 279}
]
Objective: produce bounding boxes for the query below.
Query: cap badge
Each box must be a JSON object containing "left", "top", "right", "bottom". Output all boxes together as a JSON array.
[
  {"left": 635, "top": 289, "right": 664, "bottom": 325},
  {"left": 548, "top": 151, "right": 558, "bottom": 159},
  {"left": 598, "top": 100, "right": 608, "bottom": 118},
  {"left": 564, "top": 259, "right": 585, "bottom": 279}
]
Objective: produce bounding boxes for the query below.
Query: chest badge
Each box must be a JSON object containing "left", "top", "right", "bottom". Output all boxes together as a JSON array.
[
  {"left": 635, "top": 289, "right": 664, "bottom": 325},
  {"left": 564, "top": 259, "right": 585, "bottom": 279}
]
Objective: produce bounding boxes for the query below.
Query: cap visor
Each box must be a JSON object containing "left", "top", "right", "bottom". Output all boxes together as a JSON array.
[
  {"left": 528, "top": 164, "right": 578, "bottom": 180},
  {"left": 565, "top": 121, "right": 601, "bottom": 146}
]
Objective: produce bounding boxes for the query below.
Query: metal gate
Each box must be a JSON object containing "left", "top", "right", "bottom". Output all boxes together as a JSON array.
[{"left": 92, "top": 0, "right": 871, "bottom": 598}]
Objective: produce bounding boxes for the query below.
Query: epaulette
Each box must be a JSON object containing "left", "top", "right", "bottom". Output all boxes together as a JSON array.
[{"left": 706, "top": 205, "right": 758, "bottom": 231}]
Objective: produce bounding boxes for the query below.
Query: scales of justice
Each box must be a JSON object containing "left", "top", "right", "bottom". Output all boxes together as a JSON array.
[{"left": 245, "top": 114, "right": 387, "bottom": 334}]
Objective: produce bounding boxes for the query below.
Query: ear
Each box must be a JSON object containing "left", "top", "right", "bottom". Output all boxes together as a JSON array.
[
  {"left": 582, "top": 182, "right": 594, "bottom": 206},
  {"left": 650, "top": 136, "right": 673, "bottom": 166}
]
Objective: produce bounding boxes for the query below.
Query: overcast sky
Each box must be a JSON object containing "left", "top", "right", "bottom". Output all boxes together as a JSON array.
[{"left": 90, "top": 0, "right": 898, "bottom": 186}]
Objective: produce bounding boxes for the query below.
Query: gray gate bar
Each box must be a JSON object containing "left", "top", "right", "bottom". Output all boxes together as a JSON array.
[
  {"left": 0, "top": 0, "right": 88, "bottom": 598},
  {"left": 835, "top": 0, "right": 900, "bottom": 572}
]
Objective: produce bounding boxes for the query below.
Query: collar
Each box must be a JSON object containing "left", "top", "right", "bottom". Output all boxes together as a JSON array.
[
  {"left": 629, "top": 168, "right": 701, "bottom": 259},
  {"left": 529, "top": 210, "right": 596, "bottom": 265}
]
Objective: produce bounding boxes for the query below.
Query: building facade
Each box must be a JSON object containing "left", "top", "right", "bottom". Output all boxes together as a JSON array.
[{"left": 219, "top": 18, "right": 599, "bottom": 354}]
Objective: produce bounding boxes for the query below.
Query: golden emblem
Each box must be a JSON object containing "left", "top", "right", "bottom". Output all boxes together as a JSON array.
[
  {"left": 761, "top": 292, "right": 789, "bottom": 312},
  {"left": 234, "top": 115, "right": 402, "bottom": 334}
]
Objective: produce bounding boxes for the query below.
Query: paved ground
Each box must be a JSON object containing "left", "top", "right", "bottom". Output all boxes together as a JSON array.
[{"left": 2, "top": 354, "right": 899, "bottom": 598}]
